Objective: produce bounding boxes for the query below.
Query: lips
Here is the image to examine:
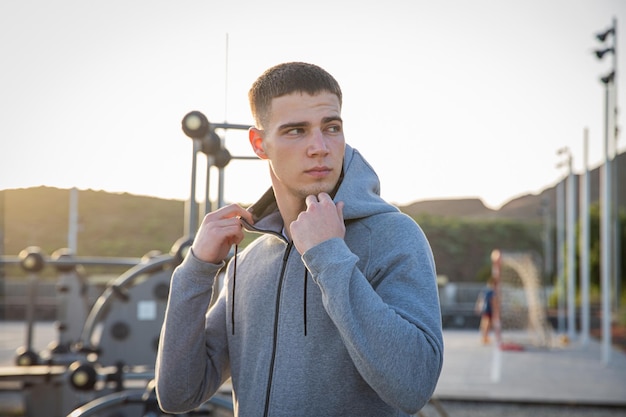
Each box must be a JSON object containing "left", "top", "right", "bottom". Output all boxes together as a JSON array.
[{"left": 305, "top": 167, "right": 331, "bottom": 178}]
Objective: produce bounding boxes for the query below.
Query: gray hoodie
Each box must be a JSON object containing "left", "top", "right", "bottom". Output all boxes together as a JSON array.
[{"left": 156, "top": 145, "right": 443, "bottom": 416}]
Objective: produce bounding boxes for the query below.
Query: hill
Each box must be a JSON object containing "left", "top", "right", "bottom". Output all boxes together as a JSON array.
[
  {"left": 1, "top": 187, "right": 186, "bottom": 258},
  {"left": 1, "top": 152, "right": 624, "bottom": 259},
  {"left": 402, "top": 151, "right": 626, "bottom": 222}
]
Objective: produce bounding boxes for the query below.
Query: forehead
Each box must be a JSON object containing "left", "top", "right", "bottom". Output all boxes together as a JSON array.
[{"left": 267, "top": 91, "right": 341, "bottom": 127}]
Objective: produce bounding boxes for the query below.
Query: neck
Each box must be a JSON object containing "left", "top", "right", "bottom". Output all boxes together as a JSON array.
[{"left": 274, "top": 193, "right": 306, "bottom": 241}]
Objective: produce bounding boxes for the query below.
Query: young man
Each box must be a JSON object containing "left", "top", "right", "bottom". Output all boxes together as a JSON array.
[{"left": 156, "top": 62, "right": 443, "bottom": 417}]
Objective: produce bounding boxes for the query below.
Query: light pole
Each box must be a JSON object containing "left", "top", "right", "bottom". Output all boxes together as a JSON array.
[
  {"left": 557, "top": 147, "right": 576, "bottom": 341},
  {"left": 594, "top": 19, "right": 617, "bottom": 365},
  {"left": 555, "top": 176, "right": 565, "bottom": 335},
  {"left": 601, "top": 71, "right": 614, "bottom": 364},
  {"left": 596, "top": 18, "right": 621, "bottom": 313},
  {"left": 580, "top": 128, "right": 591, "bottom": 346}
]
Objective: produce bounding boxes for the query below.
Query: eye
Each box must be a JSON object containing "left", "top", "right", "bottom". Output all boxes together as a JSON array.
[
  {"left": 327, "top": 124, "right": 342, "bottom": 133},
  {"left": 285, "top": 127, "right": 304, "bottom": 136}
]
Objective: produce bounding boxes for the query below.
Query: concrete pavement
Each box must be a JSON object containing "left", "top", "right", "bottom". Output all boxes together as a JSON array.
[{"left": 434, "top": 330, "right": 626, "bottom": 407}]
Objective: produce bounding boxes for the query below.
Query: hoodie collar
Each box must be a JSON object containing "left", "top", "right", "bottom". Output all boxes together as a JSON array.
[{"left": 244, "top": 144, "right": 397, "bottom": 235}]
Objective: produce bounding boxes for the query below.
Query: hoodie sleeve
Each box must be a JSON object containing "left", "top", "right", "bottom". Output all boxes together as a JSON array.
[
  {"left": 302, "top": 213, "right": 443, "bottom": 414},
  {"left": 155, "top": 252, "right": 230, "bottom": 413}
]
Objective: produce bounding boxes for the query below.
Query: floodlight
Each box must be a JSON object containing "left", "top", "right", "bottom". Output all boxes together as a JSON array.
[
  {"left": 594, "top": 47, "right": 615, "bottom": 60},
  {"left": 214, "top": 148, "right": 232, "bottom": 168},
  {"left": 596, "top": 27, "right": 615, "bottom": 42},
  {"left": 601, "top": 71, "right": 615, "bottom": 85},
  {"left": 201, "top": 131, "right": 222, "bottom": 156},
  {"left": 182, "top": 111, "right": 210, "bottom": 139}
]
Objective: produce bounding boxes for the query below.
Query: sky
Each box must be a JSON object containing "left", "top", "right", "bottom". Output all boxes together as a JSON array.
[{"left": 1, "top": 0, "right": 625, "bottom": 210}]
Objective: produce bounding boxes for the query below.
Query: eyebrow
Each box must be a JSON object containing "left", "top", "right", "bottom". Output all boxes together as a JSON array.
[
  {"left": 277, "top": 117, "right": 343, "bottom": 132},
  {"left": 323, "top": 116, "right": 343, "bottom": 124},
  {"left": 278, "top": 121, "right": 309, "bottom": 131}
]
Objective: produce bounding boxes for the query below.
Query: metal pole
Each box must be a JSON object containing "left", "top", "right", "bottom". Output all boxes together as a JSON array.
[
  {"left": 217, "top": 133, "right": 226, "bottom": 209},
  {"left": 218, "top": 167, "right": 226, "bottom": 209},
  {"left": 611, "top": 17, "right": 621, "bottom": 310},
  {"left": 580, "top": 128, "right": 591, "bottom": 346},
  {"left": 542, "top": 196, "right": 553, "bottom": 278},
  {"left": 25, "top": 273, "right": 37, "bottom": 351},
  {"left": 68, "top": 187, "right": 78, "bottom": 254},
  {"left": 0, "top": 190, "right": 4, "bottom": 320},
  {"left": 556, "top": 179, "right": 565, "bottom": 334},
  {"left": 204, "top": 155, "right": 214, "bottom": 216},
  {"left": 566, "top": 154, "right": 576, "bottom": 341},
  {"left": 186, "top": 140, "right": 201, "bottom": 237},
  {"left": 601, "top": 81, "right": 612, "bottom": 364},
  {"left": 615, "top": 157, "right": 622, "bottom": 308}
]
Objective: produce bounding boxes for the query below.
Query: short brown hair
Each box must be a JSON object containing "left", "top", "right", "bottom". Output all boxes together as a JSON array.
[{"left": 248, "top": 62, "right": 343, "bottom": 128}]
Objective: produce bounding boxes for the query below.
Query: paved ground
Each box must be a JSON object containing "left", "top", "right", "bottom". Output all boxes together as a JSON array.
[
  {"left": 1, "top": 322, "right": 626, "bottom": 416},
  {"left": 421, "top": 400, "right": 626, "bottom": 417},
  {"left": 430, "top": 329, "right": 626, "bottom": 416},
  {"left": 435, "top": 330, "right": 626, "bottom": 405}
]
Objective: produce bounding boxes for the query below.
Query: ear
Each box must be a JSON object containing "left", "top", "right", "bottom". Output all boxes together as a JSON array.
[{"left": 249, "top": 127, "right": 268, "bottom": 159}]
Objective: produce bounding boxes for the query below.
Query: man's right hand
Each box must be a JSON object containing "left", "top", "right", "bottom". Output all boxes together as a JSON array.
[{"left": 191, "top": 204, "right": 254, "bottom": 264}]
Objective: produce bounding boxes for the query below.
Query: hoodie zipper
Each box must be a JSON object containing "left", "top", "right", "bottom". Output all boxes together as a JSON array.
[{"left": 262, "top": 240, "right": 294, "bottom": 417}]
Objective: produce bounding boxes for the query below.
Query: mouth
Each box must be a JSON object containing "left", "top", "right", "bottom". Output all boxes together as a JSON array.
[{"left": 305, "top": 166, "right": 332, "bottom": 178}]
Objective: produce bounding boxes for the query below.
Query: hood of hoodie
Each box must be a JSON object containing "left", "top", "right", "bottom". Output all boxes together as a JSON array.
[{"left": 245, "top": 144, "right": 398, "bottom": 234}]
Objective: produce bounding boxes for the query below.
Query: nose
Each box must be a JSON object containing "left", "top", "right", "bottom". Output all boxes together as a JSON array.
[{"left": 308, "top": 129, "right": 329, "bottom": 157}]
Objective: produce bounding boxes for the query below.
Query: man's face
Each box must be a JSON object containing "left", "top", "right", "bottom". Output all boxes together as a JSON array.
[{"left": 250, "top": 91, "right": 345, "bottom": 201}]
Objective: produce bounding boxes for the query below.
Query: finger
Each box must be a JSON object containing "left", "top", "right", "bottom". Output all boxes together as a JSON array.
[
  {"left": 220, "top": 216, "right": 245, "bottom": 232},
  {"left": 224, "top": 204, "right": 254, "bottom": 226},
  {"left": 212, "top": 217, "right": 245, "bottom": 244},
  {"left": 226, "top": 224, "right": 246, "bottom": 246},
  {"left": 317, "top": 192, "right": 332, "bottom": 203},
  {"left": 220, "top": 204, "right": 250, "bottom": 220},
  {"left": 305, "top": 194, "right": 318, "bottom": 208},
  {"left": 207, "top": 204, "right": 252, "bottom": 225},
  {"left": 237, "top": 211, "right": 255, "bottom": 227}
]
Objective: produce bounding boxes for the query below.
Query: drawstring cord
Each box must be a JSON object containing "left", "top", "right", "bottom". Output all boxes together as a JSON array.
[
  {"left": 231, "top": 244, "right": 238, "bottom": 335},
  {"left": 230, "top": 242, "right": 309, "bottom": 336},
  {"left": 303, "top": 268, "right": 308, "bottom": 336}
]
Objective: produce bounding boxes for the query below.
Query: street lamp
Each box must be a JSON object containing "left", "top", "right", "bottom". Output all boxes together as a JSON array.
[{"left": 594, "top": 18, "right": 617, "bottom": 364}]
